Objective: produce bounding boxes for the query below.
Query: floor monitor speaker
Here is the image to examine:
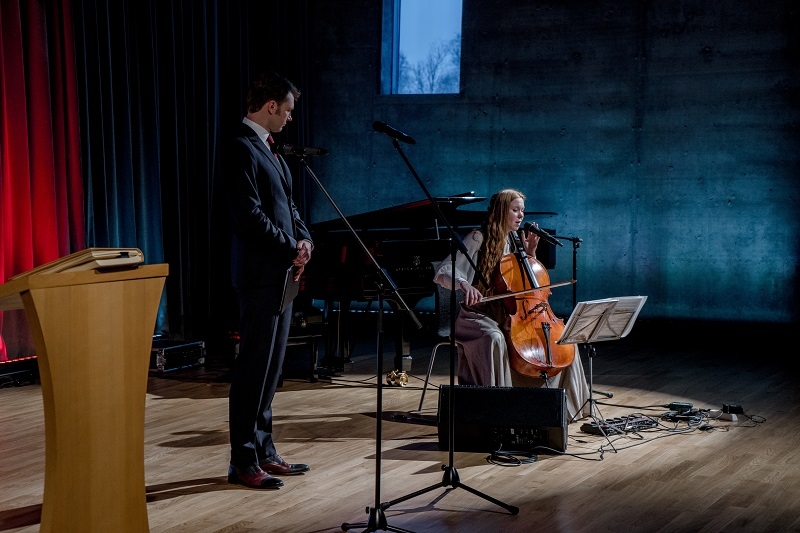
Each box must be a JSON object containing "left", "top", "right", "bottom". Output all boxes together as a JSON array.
[{"left": 437, "top": 385, "right": 568, "bottom": 453}]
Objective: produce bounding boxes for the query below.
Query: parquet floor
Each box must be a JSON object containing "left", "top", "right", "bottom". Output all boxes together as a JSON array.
[{"left": 0, "top": 317, "right": 797, "bottom": 532}]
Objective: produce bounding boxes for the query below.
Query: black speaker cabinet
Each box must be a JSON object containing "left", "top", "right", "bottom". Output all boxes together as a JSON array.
[{"left": 437, "top": 385, "right": 568, "bottom": 453}]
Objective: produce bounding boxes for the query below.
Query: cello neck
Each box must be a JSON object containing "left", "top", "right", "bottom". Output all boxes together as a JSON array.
[{"left": 509, "top": 230, "right": 540, "bottom": 288}]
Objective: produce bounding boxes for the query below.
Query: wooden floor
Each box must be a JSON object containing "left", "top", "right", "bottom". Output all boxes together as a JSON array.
[{"left": 0, "top": 317, "right": 798, "bottom": 533}]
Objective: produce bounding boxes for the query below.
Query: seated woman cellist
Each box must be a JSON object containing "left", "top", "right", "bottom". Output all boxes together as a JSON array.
[{"left": 433, "top": 188, "right": 590, "bottom": 422}]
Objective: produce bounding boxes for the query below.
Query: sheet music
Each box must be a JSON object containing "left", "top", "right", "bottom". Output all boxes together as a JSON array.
[{"left": 557, "top": 295, "right": 647, "bottom": 344}]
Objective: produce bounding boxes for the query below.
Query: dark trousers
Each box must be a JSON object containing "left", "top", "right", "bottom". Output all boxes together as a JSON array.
[{"left": 229, "top": 286, "right": 292, "bottom": 468}]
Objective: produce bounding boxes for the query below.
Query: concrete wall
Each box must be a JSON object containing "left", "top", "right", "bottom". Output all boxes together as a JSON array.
[{"left": 300, "top": 0, "right": 799, "bottom": 323}]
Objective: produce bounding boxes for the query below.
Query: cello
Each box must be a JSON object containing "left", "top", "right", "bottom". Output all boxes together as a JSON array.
[{"left": 490, "top": 228, "right": 575, "bottom": 378}]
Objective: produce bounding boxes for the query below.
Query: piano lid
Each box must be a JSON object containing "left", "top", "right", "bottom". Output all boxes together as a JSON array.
[
  {"left": 310, "top": 192, "right": 487, "bottom": 233},
  {"left": 310, "top": 191, "right": 558, "bottom": 235}
]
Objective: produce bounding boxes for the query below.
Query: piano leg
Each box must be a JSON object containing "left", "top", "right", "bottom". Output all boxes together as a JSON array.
[
  {"left": 319, "top": 298, "right": 350, "bottom": 373},
  {"left": 393, "top": 327, "right": 411, "bottom": 372},
  {"left": 388, "top": 301, "right": 414, "bottom": 373}
]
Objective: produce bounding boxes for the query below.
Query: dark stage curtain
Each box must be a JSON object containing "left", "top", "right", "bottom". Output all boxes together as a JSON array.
[
  {"left": 70, "top": 0, "right": 251, "bottom": 344},
  {"left": 2, "top": 0, "right": 310, "bottom": 363}
]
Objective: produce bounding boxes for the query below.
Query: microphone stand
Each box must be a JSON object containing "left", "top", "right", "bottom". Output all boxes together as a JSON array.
[
  {"left": 294, "top": 157, "right": 422, "bottom": 533},
  {"left": 551, "top": 233, "right": 612, "bottom": 400},
  {"left": 550, "top": 234, "right": 581, "bottom": 314},
  {"left": 344, "top": 137, "right": 517, "bottom": 531}
]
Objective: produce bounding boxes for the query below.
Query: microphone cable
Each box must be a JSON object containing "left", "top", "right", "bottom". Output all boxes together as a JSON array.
[{"left": 486, "top": 448, "right": 538, "bottom": 467}]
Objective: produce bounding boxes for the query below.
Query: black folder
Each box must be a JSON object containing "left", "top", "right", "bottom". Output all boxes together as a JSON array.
[{"left": 279, "top": 265, "right": 300, "bottom": 313}]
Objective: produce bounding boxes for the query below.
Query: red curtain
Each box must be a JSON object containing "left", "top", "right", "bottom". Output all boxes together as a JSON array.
[{"left": 0, "top": 0, "right": 84, "bottom": 361}]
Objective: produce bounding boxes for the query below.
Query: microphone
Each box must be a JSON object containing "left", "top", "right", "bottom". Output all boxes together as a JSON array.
[
  {"left": 521, "top": 222, "right": 563, "bottom": 247},
  {"left": 372, "top": 121, "right": 417, "bottom": 144},
  {"left": 276, "top": 144, "right": 329, "bottom": 157}
]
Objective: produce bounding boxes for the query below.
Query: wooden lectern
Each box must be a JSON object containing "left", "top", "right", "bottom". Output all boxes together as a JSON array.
[{"left": 0, "top": 259, "right": 168, "bottom": 533}]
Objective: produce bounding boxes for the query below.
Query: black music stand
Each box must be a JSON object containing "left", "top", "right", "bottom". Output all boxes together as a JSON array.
[
  {"left": 556, "top": 296, "right": 648, "bottom": 431},
  {"left": 341, "top": 130, "right": 518, "bottom": 532}
]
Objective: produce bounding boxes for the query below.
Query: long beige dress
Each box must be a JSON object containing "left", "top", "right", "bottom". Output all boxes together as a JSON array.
[{"left": 434, "top": 229, "right": 591, "bottom": 422}]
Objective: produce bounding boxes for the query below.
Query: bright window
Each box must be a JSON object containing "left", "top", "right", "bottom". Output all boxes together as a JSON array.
[{"left": 381, "top": 0, "right": 463, "bottom": 95}]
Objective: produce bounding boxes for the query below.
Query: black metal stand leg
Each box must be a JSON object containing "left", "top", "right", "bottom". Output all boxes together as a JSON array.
[
  {"left": 342, "top": 296, "right": 419, "bottom": 533},
  {"left": 297, "top": 153, "right": 426, "bottom": 531},
  {"left": 355, "top": 239, "right": 518, "bottom": 530},
  {"left": 344, "top": 137, "right": 518, "bottom": 530},
  {"left": 592, "top": 387, "right": 614, "bottom": 399},
  {"left": 570, "top": 344, "right": 599, "bottom": 421},
  {"left": 379, "top": 461, "right": 519, "bottom": 516},
  {"left": 375, "top": 341, "right": 519, "bottom": 517},
  {"left": 570, "top": 343, "right": 616, "bottom": 451},
  {"left": 378, "top": 347, "right": 518, "bottom": 517}
]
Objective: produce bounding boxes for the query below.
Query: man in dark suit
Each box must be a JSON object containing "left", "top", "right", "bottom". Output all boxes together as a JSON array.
[{"left": 226, "top": 71, "right": 313, "bottom": 489}]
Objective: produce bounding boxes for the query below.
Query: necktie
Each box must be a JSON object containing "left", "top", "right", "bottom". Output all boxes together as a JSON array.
[
  {"left": 267, "top": 134, "right": 278, "bottom": 158},
  {"left": 268, "top": 134, "right": 294, "bottom": 233}
]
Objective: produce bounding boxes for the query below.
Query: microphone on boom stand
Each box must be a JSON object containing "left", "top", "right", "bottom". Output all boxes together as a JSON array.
[{"left": 521, "top": 221, "right": 563, "bottom": 247}]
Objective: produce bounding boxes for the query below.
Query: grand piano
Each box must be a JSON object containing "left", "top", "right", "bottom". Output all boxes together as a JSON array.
[{"left": 300, "top": 192, "right": 557, "bottom": 373}]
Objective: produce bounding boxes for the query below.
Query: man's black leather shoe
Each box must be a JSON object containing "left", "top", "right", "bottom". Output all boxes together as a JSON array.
[
  {"left": 227, "top": 464, "right": 284, "bottom": 489},
  {"left": 260, "top": 455, "right": 310, "bottom": 475}
]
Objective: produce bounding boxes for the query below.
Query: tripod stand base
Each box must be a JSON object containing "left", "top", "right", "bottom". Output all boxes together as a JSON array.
[
  {"left": 391, "top": 465, "right": 519, "bottom": 515},
  {"left": 342, "top": 465, "right": 519, "bottom": 532},
  {"left": 570, "top": 397, "right": 603, "bottom": 424},
  {"left": 341, "top": 506, "right": 414, "bottom": 533}
]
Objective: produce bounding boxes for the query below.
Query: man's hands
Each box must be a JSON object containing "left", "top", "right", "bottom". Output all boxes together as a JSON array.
[{"left": 293, "top": 240, "right": 313, "bottom": 280}]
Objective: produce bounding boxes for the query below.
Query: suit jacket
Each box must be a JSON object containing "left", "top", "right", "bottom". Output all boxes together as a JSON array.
[{"left": 227, "top": 122, "right": 312, "bottom": 296}]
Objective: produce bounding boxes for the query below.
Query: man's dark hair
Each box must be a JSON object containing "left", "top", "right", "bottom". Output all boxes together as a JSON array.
[{"left": 246, "top": 71, "right": 300, "bottom": 113}]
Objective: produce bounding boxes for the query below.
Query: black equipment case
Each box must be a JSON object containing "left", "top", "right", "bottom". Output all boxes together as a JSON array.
[{"left": 149, "top": 338, "right": 205, "bottom": 372}]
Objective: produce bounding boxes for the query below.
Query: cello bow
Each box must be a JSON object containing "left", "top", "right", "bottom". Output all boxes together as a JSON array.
[{"left": 479, "top": 279, "right": 576, "bottom": 303}]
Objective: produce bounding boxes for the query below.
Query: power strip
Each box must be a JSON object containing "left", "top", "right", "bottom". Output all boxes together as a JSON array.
[
  {"left": 580, "top": 416, "right": 658, "bottom": 435},
  {"left": 661, "top": 409, "right": 702, "bottom": 422}
]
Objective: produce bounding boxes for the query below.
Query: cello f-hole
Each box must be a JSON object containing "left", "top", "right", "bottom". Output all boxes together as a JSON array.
[{"left": 542, "top": 322, "right": 552, "bottom": 366}]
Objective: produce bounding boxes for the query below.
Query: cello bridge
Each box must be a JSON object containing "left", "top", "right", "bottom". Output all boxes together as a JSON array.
[
  {"left": 531, "top": 302, "right": 548, "bottom": 315},
  {"left": 521, "top": 301, "right": 549, "bottom": 320}
]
